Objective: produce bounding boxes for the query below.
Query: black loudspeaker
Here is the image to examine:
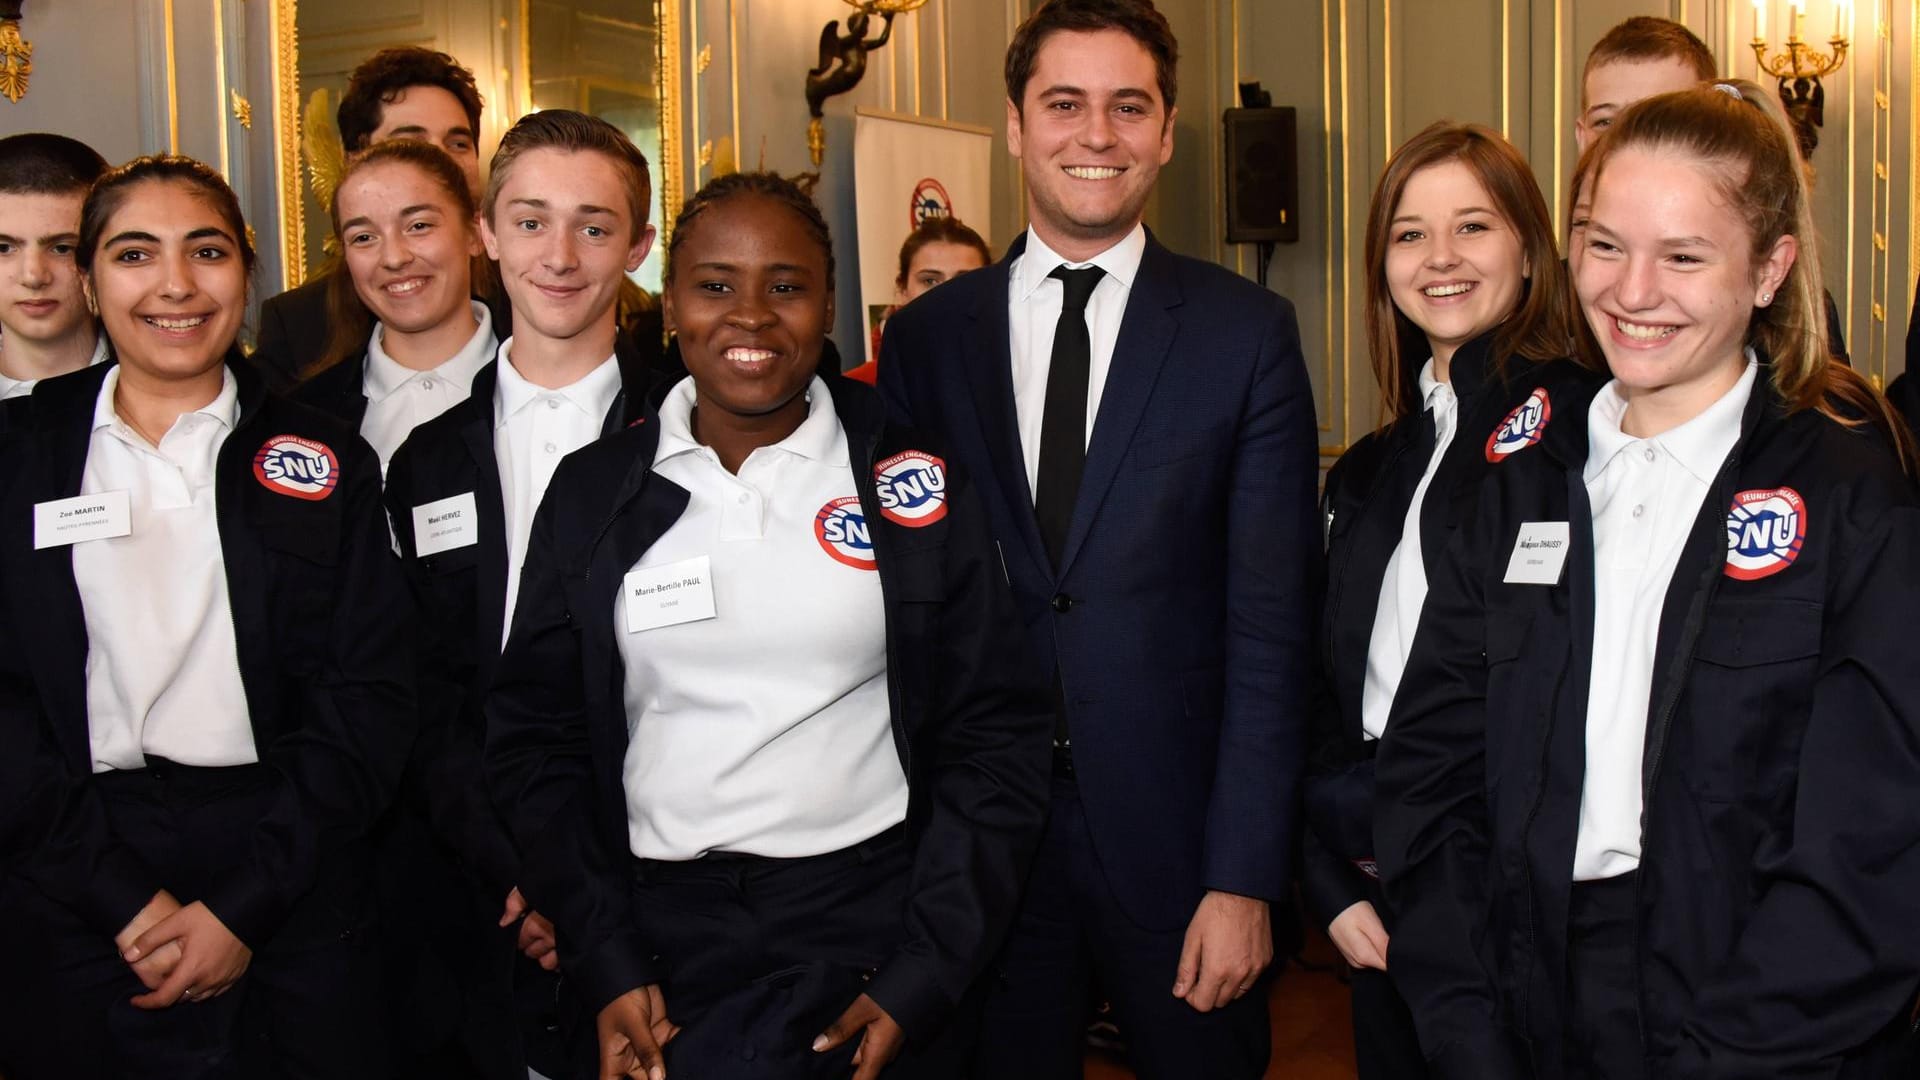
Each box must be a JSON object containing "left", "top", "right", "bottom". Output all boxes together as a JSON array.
[{"left": 1224, "top": 106, "right": 1299, "bottom": 245}]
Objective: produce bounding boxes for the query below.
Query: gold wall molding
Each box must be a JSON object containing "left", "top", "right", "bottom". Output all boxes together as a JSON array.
[
  {"left": 657, "top": 0, "right": 685, "bottom": 252},
  {"left": 231, "top": 88, "right": 251, "bottom": 129},
  {"left": 0, "top": 11, "right": 31, "bottom": 103},
  {"left": 271, "top": 0, "right": 303, "bottom": 290}
]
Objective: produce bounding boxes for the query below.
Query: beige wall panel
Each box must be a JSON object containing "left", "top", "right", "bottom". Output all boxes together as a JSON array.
[{"left": 1391, "top": 1, "right": 1506, "bottom": 144}]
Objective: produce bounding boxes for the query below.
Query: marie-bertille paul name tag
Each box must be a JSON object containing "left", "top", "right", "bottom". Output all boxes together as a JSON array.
[
  {"left": 411, "top": 491, "right": 480, "bottom": 557},
  {"left": 624, "top": 555, "right": 717, "bottom": 634},
  {"left": 1504, "top": 521, "right": 1571, "bottom": 585},
  {"left": 34, "top": 490, "right": 131, "bottom": 549}
]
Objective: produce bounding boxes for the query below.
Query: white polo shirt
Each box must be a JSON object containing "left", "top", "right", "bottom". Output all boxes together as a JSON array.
[
  {"left": 614, "top": 376, "right": 906, "bottom": 861},
  {"left": 360, "top": 300, "right": 495, "bottom": 473},
  {"left": 0, "top": 335, "right": 111, "bottom": 401},
  {"left": 494, "top": 339, "right": 622, "bottom": 647},
  {"left": 1007, "top": 224, "right": 1147, "bottom": 496},
  {"left": 1573, "top": 359, "right": 1755, "bottom": 881},
  {"left": 1360, "top": 359, "right": 1458, "bottom": 740},
  {"left": 75, "top": 365, "right": 257, "bottom": 772}
]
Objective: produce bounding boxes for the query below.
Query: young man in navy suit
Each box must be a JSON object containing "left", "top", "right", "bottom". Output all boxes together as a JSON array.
[{"left": 878, "top": 1, "right": 1318, "bottom": 1075}]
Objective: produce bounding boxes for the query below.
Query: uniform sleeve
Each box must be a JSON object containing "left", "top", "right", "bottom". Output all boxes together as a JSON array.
[
  {"left": 875, "top": 308, "right": 918, "bottom": 428},
  {"left": 1671, "top": 501, "right": 1920, "bottom": 1076},
  {"left": 1301, "top": 464, "right": 1374, "bottom": 929},
  {"left": 382, "top": 438, "right": 520, "bottom": 897},
  {"left": 1374, "top": 492, "right": 1529, "bottom": 1080},
  {"left": 485, "top": 474, "right": 658, "bottom": 1014},
  {"left": 865, "top": 459, "right": 1054, "bottom": 1041},
  {"left": 1200, "top": 296, "right": 1318, "bottom": 902},
  {"left": 200, "top": 438, "right": 419, "bottom": 947}
]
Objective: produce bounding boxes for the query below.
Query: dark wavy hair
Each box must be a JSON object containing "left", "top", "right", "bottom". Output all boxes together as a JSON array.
[{"left": 336, "top": 47, "right": 484, "bottom": 152}]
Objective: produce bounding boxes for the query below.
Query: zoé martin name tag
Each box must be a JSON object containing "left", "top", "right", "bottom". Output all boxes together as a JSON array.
[{"left": 34, "top": 490, "right": 131, "bottom": 549}]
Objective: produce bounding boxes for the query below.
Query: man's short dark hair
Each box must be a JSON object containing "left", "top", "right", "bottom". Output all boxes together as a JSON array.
[
  {"left": 484, "top": 110, "right": 653, "bottom": 244},
  {"left": 1005, "top": 0, "right": 1178, "bottom": 114},
  {"left": 1583, "top": 17, "right": 1718, "bottom": 98},
  {"left": 0, "top": 133, "right": 110, "bottom": 197},
  {"left": 336, "top": 46, "right": 484, "bottom": 151}
]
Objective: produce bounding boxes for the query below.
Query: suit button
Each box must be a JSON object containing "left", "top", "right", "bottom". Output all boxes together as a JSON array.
[{"left": 1051, "top": 593, "right": 1074, "bottom": 613}]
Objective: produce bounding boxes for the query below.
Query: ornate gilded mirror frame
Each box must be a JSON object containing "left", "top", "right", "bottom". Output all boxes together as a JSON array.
[{"left": 266, "top": 0, "right": 685, "bottom": 295}]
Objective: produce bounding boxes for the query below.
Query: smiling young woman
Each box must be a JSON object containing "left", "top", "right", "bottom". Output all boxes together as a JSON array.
[
  {"left": 1308, "top": 121, "right": 1580, "bottom": 1080},
  {"left": 482, "top": 170, "right": 1051, "bottom": 1080},
  {"left": 1376, "top": 83, "right": 1920, "bottom": 1078},
  {"left": 0, "top": 155, "right": 414, "bottom": 1079}
]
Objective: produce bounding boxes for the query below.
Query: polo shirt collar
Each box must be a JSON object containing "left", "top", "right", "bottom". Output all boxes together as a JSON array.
[
  {"left": 364, "top": 300, "right": 495, "bottom": 404},
  {"left": 654, "top": 374, "right": 844, "bottom": 467},
  {"left": 492, "top": 336, "right": 622, "bottom": 429},
  {"left": 1585, "top": 352, "right": 1758, "bottom": 485}
]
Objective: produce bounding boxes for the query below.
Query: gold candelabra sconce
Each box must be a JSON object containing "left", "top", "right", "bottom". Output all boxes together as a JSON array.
[
  {"left": 802, "top": 0, "right": 931, "bottom": 170},
  {"left": 1751, "top": 0, "right": 1850, "bottom": 157},
  {"left": 0, "top": 0, "right": 32, "bottom": 104}
]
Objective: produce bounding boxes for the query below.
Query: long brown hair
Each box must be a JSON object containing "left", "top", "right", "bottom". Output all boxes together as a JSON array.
[
  {"left": 1587, "top": 80, "right": 1914, "bottom": 468},
  {"left": 309, "top": 139, "right": 481, "bottom": 379},
  {"left": 1363, "top": 121, "right": 1573, "bottom": 422}
]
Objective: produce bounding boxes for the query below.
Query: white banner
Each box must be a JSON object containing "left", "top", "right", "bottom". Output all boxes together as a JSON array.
[{"left": 852, "top": 109, "right": 993, "bottom": 364}]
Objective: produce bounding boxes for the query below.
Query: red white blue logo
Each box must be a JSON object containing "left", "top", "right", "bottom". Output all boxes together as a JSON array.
[
  {"left": 253, "top": 435, "right": 339, "bottom": 501},
  {"left": 910, "top": 177, "right": 953, "bottom": 228},
  {"left": 874, "top": 450, "right": 949, "bottom": 528},
  {"left": 815, "top": 496, "right": 877, "bottom": 571},
  {"left": 1724, "top": 487, "right": 1806, "bottom": 581},
  {"left": 1485, "top": 387, "right": 1552, "bottom": 463}
]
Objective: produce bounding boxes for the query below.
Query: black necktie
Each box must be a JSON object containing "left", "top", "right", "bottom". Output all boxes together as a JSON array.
[{"left": 1035, "top": 265, "right": 1105, "bottom": 569}]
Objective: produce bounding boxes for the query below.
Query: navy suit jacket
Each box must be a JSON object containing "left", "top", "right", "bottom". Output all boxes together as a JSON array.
[{"left": 878, "top": 229, "right": 1318, "bottom": 928}]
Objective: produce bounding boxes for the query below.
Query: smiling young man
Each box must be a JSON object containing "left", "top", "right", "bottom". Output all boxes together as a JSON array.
[
  {"left": 0, "top": 133, "right": 111, "bottom": 401},
  {"left": 877, "top": 2, "right": 1319, "bottom": 1077},
  {"left": 252, "top": 47, "right": 489, "bottom": 387},
  {"left": 378, "top": 109, "right": 659, "bottom": 1080}
]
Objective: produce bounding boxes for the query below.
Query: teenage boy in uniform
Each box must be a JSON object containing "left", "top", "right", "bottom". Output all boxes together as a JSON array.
[
  {"left": 0, "top": 133, "right": 111, "bottom": 401},
  {"left": 380, "top": 108, "right": 661, "bottom": 1079}
]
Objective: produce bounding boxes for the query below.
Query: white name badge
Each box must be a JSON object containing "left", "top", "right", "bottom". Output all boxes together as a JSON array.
[
  {"left": 33, "top": 490, "right": 131, "bottom": 549},
  {"left": 624, "top": 555, "right": 717, "bottom": 634},
  {"left": 411, "top": 492, "right": 480, "bottom": 557},
  {"left": 1504, "top": 521, "right": 1571, "bottom": 585}
]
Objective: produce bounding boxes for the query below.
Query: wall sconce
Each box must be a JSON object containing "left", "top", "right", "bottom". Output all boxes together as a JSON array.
[
  {"left": 804, "top": 0, "right": 929, "bottom": 169},
  {"left": 0, "top": 0, "right": 31, "bottom": 104},
  {"left": 1752, "top": 0, "right": 1850, "bottom": 157}
]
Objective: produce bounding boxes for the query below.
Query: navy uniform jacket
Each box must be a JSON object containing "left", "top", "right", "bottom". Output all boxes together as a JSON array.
[
  {"left": 878, "top": 229, "right": 1318, "bottom": 927},
  {"left": 380, "top": 338, "right": 663, "bottom": 896},
  {"left": 482, "top": 373, "right": 1053, "bottom": 1040},
  {"left": 0, "top": 357, "right": 416, "bottom": 948},
  {"left": 1303, "top": 333, "right": 1578, "bottom": 929},
  {"left": 1376, "top": 356, "right": 1920, "bottom": 1078}
]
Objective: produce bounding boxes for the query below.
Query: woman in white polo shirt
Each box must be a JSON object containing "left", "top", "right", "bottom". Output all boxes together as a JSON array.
[
  {"left": 484, "top": 171, "right": 1052, "bottom": 1080},
  {"left": 0, "top": 155, "right": 413, "bottom": 1079}
]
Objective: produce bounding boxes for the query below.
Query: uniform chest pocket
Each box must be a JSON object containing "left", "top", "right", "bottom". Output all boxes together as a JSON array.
[
  {"left": 1684, "top": 599, "right": 1823, "bottom": 801},
  {"left": 888, "top": 543, "right": 946, "bottom": 603}
]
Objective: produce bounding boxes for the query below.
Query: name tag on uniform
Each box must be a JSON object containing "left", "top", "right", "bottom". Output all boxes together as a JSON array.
[
  {"left": 411, "top": 492, "right": 479, "bottom": 556},
  {"left": 34, "top": 490, "right": 131, "bottom": 549},
  {"left": 1503, "top": 521, "right": 1570, "bottom": 585},
  {"left": 624, "top": 555, "right": 717, "bottom": 634}
]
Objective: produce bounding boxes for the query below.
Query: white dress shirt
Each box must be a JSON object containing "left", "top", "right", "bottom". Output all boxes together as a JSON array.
[
  {"left": 75, "top": 366, "right": 257, "bottom": 772},
  {"left": 0, "top": 335, "right": 110, "bottom": 401},
  {"left": 494, "top": 339, "right": 622, "bottom": 646},
  {"left": 360, "top": 300, "right": 495, "bottom": 473},
  {"left": 615, "top": 376, "right": 906, "bottom": 860},
  {"left": 1573, "top": 359, "right": 1756, "bottom": 881},
  {"left": 1007, "top": 224, "right": 1147, "bottom": 495},
  {"left": 1359, "top": 359, "right": 1458, "bottom": 740}
]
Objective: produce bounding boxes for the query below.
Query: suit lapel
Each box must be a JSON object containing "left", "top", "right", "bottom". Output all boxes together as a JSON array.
[
  {"left": 459, "top": 363, "right": 512, "bottom": 656},
  {"left": 23, "top": 367, "right": 110, "bottom": 767},
  {"left": 1057, "top": 235, "right": 1181, "bottom": 576},
  {"left": 965, "top": 241, "right": 1050, "bottom": 580}
]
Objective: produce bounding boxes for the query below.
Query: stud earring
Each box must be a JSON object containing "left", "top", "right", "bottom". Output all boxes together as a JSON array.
[{"left": 1758, "top": 291, "right": 1773, "bottom": 306}]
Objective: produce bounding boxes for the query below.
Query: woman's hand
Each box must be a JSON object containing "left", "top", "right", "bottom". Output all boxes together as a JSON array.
[
  {"left": 1328, "top": 900, "right": 1390, "bottom": 971},
  {"left": 123, "top": 900, "right": 253, "bottom": 1007},
  {"left": 598, "top": 985, "right": 680, "bottom": 1080},
  {"left": 813, "top": 992, "right": 905, "bottom": 1080}
]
